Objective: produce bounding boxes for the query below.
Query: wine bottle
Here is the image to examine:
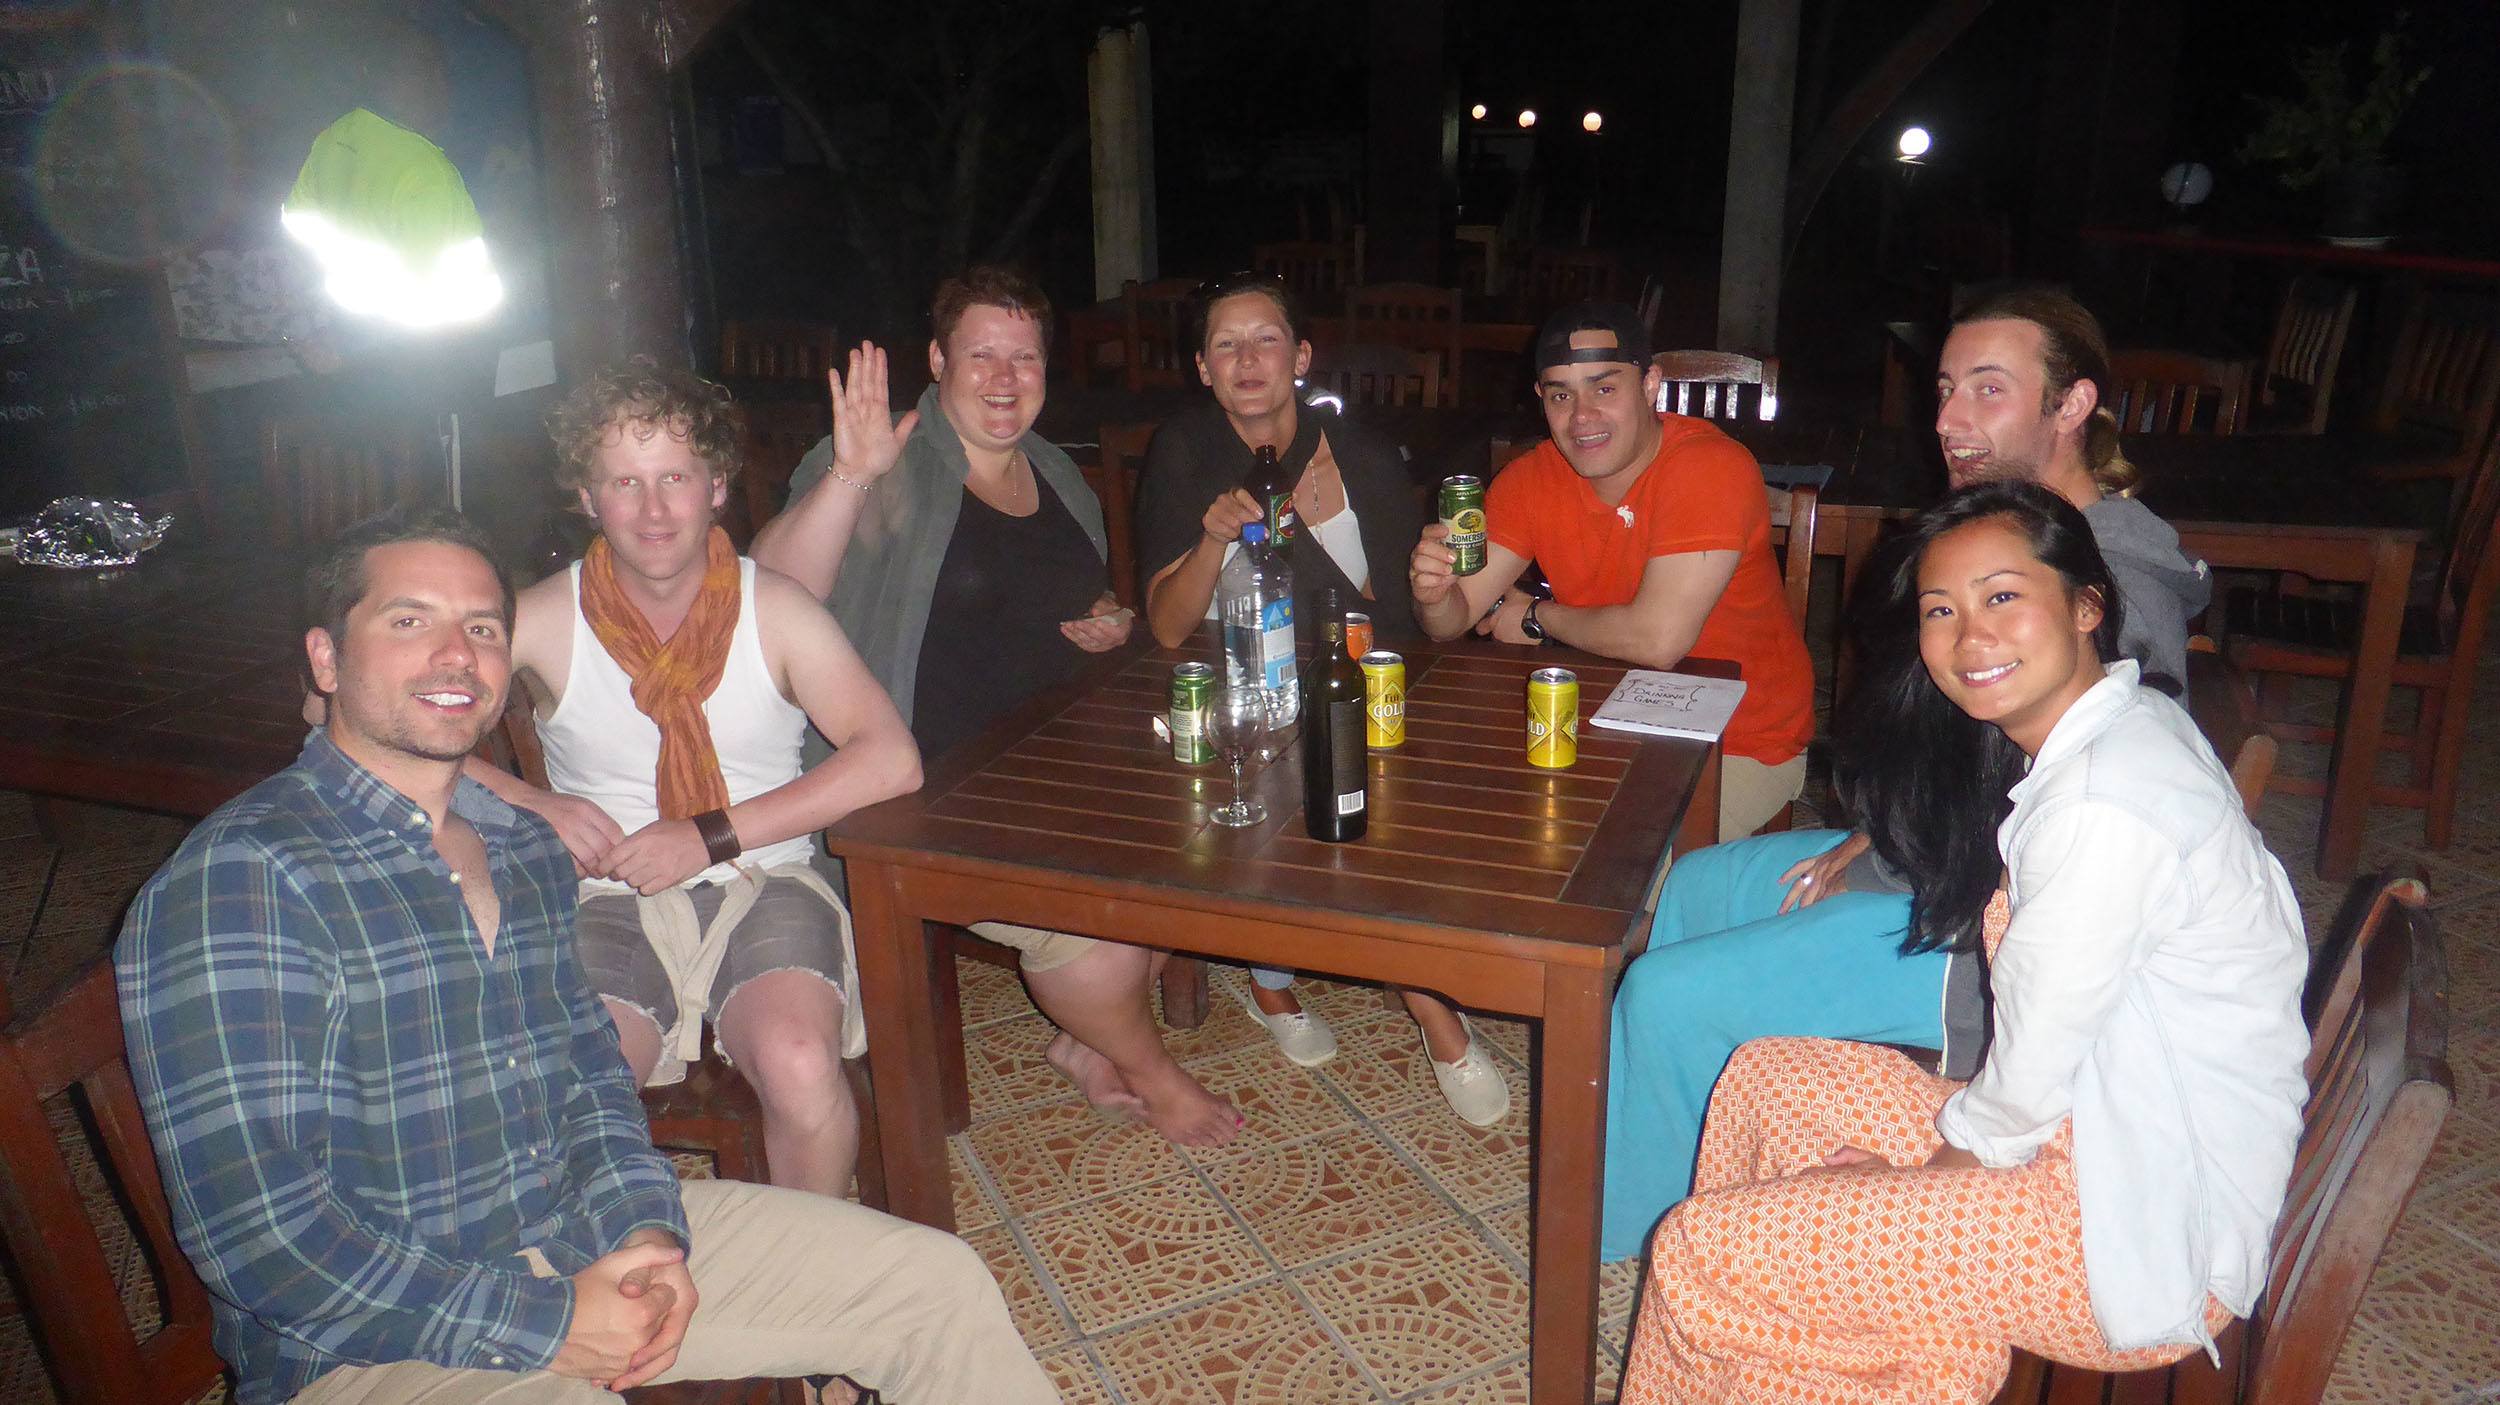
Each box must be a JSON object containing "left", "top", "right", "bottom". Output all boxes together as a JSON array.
[
  {"left": 1301, "top": 589, "right": 1369, "bottom": 842},
  {"left": 1243, "top": 443, "right": 1299, "bottom": 544}
]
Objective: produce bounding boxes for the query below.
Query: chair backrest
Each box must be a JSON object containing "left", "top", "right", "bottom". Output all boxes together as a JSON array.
[
  {"left": 2106, "top": 349, "right": 2252, "bottom": 436},
  {"left": 1088, "top": 422, "right": 1155, "bottom": 608},
  {"left": 718, "top": 319, "right": 840, "bottom": 382},
  {"left": 259, "top": 415, "right": 437, "bottom": 551},
  {"left": 1316, "top": 344, "right": 1441, "bottom": 409},
  {"left": 1519, "top": 245, "right": 1622, "bottom": 306},
  {"left": 1252, "top": 240, "right": 1355, "bottom": 301},
  {"left": 0, "top": 964, "right": 226, "bottom": 1405},
  {"left": 1652, "top": 350, "right": 1780, "bottom": 423},
  {"left": 2247, "top": 884, "right": 2450, "bottom": 1404},
  {"left": 1346, "top": 282, "right": 1463, "bottom": 406},
  {"left": 2372, "top": 286, "right": 2500, "bottom": 459},
  {"left": 2182, "top": 641, "right": 2275, "bottom": 817},
  {"left": 1120, "top": 278, "right": 1196, "bottom": 392},
  {"left": 2259, "top": 275, "right": 2359, "bottom": 435},
  {"left": 1775, "top": 484, "right": 1818, "bottom": 627},
  {"left": 2431, "top": 421, "right": 2500, "bottom": 641},
  {"left": 735, "top": 398, "right": 834, "bottom": 541}
]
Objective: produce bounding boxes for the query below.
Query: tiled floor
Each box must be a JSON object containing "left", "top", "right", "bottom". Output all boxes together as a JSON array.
[{"left": 1, "top": 664, "right": 2496, "bottom": 1402}]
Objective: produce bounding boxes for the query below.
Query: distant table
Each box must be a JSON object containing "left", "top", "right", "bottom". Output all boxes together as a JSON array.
[
  {"left": 828, "top": 632, "right": 1725, "bottom": 1405},
  {"left": 0, "top": 546, "right": 306, "bottom": 816},
  {"left": 1819, "top": 430, "right": 2436, "bottom": 880}
]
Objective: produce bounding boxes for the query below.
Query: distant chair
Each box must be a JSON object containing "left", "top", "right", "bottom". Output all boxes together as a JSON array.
[
  {"left": 1316, "top": 344, "right": 1442, "bottom": 409},
  {"left": 1519, "top": 246, "right": 1622, "bottom": 309},
  {"left": 1118, "top": 278, "right": 1196, "bottom": 392},
  {"left": 719, "top": 318, "right": 840, "bottom": 383},
  {"left": 2370, "top": 286, "right": 2500, "bottom": 478},
  {"left": 1651, "top": 351, "right": 1780, "bottom": 423},
  {"left": 2251, "top": 274, "right": 2359, "bottom": 436},
  {"left": 259, "top": 414, "right": 437, "bottom": 550},
  {"left": 2105, "top": 348, "right": 2252, "bottom": 436},
  {"left": 1253, "top": 239, "right": 1357, "bottom": 305},
  {"left": 1345, "top": 282, "right": 1464, "bottom": 406},
  {"left": 733, "top": 399, "right": 833, "bottom": 543},
  {"left": 1088, "top": 421, "right": 1155, "bottom": 609}
]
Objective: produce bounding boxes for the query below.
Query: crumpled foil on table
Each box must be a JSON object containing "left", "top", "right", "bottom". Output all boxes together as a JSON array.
[{"left": 11, "top": 496, "right": 173, "bottom": 568}]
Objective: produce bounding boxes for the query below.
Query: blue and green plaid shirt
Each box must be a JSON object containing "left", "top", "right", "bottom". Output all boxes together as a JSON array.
[{"left": 116, "top": 732, "right": 689, "bottom": 1405}]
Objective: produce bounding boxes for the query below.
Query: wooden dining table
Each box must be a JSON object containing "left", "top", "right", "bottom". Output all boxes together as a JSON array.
[
  {"left": 0, "top": 544, "right": 308, "bottom": 816},
  {"left": 827, "top": 630, "right": 1726, "bottom": 1405}
]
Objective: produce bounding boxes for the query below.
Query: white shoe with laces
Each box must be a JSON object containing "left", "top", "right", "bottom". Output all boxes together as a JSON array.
[
  {"left": 1432, "top": 1018, "right": 1512, "bottom": 1126},
  {"left": 1238, "top": 984, "right": 1339, "bottom": 1066}
]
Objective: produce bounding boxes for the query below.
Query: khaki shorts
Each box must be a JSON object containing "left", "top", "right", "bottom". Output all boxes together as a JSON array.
[
  {"left": 1721, "top": 751, "right": 1811, "bottom": 842},
  {"left": 967, "top": 921, "right": 1098, "bottom": 975},
  {"left": 576, "top": 876, "right": 848, "bottom": 1033}
]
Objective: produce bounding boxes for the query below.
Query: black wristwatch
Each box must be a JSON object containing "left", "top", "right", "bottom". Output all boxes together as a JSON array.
[{"left": 1519, "top": 598, "right": 1548, "bottom": 643}]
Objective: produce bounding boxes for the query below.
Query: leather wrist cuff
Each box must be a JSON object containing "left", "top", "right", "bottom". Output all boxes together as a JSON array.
[{"left": 693, "top": 809, "right": 742, "bottom": 866}]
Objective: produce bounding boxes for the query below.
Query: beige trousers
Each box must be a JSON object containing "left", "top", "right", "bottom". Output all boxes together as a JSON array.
[
  {"left": 1720, "top": 751, "right": 1809, "bottom": 843},
  {"left": 291, "top": 1180, "right": 1055, "bottom": 1405}
]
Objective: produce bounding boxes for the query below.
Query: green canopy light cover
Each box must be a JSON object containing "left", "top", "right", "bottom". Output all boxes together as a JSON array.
[{"left": 281, "top": 108, "right": 502, "bottom": 327}]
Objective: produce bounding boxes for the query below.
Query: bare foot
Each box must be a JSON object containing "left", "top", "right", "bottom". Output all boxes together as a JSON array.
[
  {"left": 1046, "top": 1030, "right": 1146, "bottom": 1116},
  {"left": 1130, "top": 1064, "right": 1246, "bottom": 1147}
]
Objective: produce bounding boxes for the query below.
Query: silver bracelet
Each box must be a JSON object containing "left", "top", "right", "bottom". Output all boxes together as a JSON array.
[{"left": 828, "top": 466, "right": 875, "bottom": 492}]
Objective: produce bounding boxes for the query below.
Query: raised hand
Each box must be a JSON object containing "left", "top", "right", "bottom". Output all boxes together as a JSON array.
[
  {"left": 1408, "top": 522, "right": 1459, "bottom": 605},
  {"left": 1201, "top": 488, "right": 1265, "bottom": 547},
  {"left": 827, "top": 342, "right": 919, "bottom": 488}
]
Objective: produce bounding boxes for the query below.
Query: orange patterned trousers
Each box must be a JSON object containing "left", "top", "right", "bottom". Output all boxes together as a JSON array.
[{"left": 1619, "top": 1037, "right": 2224, "bottom": 1405}]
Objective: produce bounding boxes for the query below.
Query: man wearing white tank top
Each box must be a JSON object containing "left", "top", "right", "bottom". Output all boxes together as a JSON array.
[{"left": 466, "top": 361, "right": 922, "bottom": 1209}]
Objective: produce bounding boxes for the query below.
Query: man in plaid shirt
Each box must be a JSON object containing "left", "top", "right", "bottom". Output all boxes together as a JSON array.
[{"left": 116, "top": 510, "right": 1053, "bottom": 1405}]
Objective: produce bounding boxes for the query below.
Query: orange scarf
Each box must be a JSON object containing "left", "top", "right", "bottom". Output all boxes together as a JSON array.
[{"left": 579, "top": 526, "right": 742, "bottom": 821}]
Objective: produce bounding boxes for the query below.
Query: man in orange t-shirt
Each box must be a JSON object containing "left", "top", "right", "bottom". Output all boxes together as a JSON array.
[{"left": 1409, "top": 301, "right": 1813, "bottom": 838}]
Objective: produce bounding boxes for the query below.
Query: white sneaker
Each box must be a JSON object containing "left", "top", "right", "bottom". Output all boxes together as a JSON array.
[
  {"left": 1432, "top": 1019, "right": 1512, "bottom": 1126},
  {"left": 1239, "top": 985, "right": 1339, "bottom": 1066}
]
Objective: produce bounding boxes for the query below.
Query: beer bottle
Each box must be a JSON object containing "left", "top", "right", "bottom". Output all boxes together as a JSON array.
[
  {"left": 1244, "top": 444, "right": 1299, "bottom": 544},
  {"left": 1300, "top": 589, "right": 1369, "bottom": 842}
]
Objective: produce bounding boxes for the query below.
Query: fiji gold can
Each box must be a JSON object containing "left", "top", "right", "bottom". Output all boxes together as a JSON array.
[
  {"left": 1527, "top": 667, "right": 1578, "bottom": 768},
  {"left": 1360, "top": 651, "right": 1406, "bottom": 749},
  {"left": 1344, "top": 612, "right": 1374, "bottom": 661}
]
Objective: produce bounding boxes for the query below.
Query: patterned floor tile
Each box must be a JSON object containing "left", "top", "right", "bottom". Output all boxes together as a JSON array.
[
  {"left": 1374, "top": 1103, "right": 1532, "bottom": 1213},
  {"left": 949, "top": 1135, "right": 1000, "bottom": 1232},
  {"left": 1019, "top": 1170, "right": 1273, "bottom": 1334},
  {"left": 965, "top": 1222, "right": 1073, "bottom": 1354},
  {"left": 1318, "top": 1016, "right": 1461, "bottom": 1122},
  {"left": 2436, "top": 901, "right": 2500, "bottom": 1022},
  {"left": 1203, "top": 1125, "right": 1454, "bottom": 1270},
  {"left": 2320, "top": 1315, "right": 2473, "bottom": 1405},
  {"left": 2344, "top": 1275, "right": 2500, "bottom": 1388},
  {"left": 1034, "top": 1343, "right": 1120, "bottom": 1405},
  {"left": 1088, "top": 1281, "right": 1383, "bottom": 1404},
  {"left": 2444, "top": 1017, "right": 2499, "bottom": 1115},
  {"left": 2422, "top": 1109, "right": 2500, "bottom": 1195},
  {"left": 1176, "top": 1040, "right": 1360, "bottom": 1165},
  {"left": 1469, "top": 1012, "right": 1532, "bottom": 1070},
  {"left": 1478, "top": 1197, "right": 1530, "bottom": 1269},
  {"left": 961, "top": 1098, "right": 1197, "bottom": 1217},
  {"left": 1293, "top": 1218, "right": 1529, "bottom": 1394},
  {"left": 1398, "top": 1354, "right": 1529, "bottom": 1404},
  {"left": 1158, "top": 968, "right": 1287, "bottom": 1062},
  {"left": 961, "top": 1012, "right": 1077, "bottom": 1120},
  {"left": 957, "top": 950, "right": 1039, "bottom": 1028},
  {"left": 2416, "top": 1173, "right": 2500, "bottom": 1263},
  {"left": 2366, "top": 1214, "right": 2500, "bottom": 1315}
]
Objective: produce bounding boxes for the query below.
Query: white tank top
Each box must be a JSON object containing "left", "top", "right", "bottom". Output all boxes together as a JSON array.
[{"left": 539, "top": 558, "right": 814, "bottom": 892}]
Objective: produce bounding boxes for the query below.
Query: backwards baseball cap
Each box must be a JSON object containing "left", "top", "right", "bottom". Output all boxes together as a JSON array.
[{"left": 1533, "top": 300, "right": 1654, "bottom": 373}]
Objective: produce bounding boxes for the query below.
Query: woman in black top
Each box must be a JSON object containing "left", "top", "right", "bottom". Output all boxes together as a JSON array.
[{"left": 1132, "top": 272, "right": 1509, "bottom": 1127}]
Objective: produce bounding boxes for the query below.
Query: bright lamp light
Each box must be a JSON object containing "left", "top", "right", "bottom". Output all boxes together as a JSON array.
[
  {"left": 1517, "top": 109, "right": 1537, "bottom": 129},
  {"left": 1470, "top": 102, "right": 1487, "bottom": 120},
  {"left": 1582, "top": 111, "right": 1603, "bottom": 132},
  {"left": 1896, "top": 126, "right": 1932, "bottom": 161},
  {"left": 282, "top": 108, "right": 503, "bottom": 328}
]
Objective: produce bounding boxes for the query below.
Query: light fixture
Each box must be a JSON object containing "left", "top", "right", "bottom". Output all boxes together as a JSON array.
[
  {"left": 1470, "top": 102, "right": 1487, "bottom": 121},
  {"left": 1582, "top": 111, "right": 1603, "bottom": 133},
  {"left": 281, "top": 108, "right": 503, "bottom": 328},
  {"left": 1517, "top": 109, "right": 1537, "bottom": 129},
  {"left": 1895, "top": 126, "right": 1932, "bottom": 162}
]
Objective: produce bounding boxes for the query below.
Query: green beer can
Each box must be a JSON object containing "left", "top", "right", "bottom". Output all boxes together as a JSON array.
[
  {"left": 1169, "top": 662, "right": 1215, "bottom": 764},
  {"left": 1440, "top": 475, "right": 1487, "bottom": 575}
]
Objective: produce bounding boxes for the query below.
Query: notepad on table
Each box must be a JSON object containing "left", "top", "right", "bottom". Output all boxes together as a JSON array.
[{"left": 1588, "top": 669, "right": 1749, "bottom": 742}]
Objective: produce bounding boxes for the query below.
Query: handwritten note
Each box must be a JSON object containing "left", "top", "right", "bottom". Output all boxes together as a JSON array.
[{"left": 1587, "top": 669, "right": 1749, "bottom": 742}]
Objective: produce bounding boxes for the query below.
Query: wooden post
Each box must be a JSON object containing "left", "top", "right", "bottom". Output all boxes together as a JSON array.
[
  {"left": 1717, "top": 0, "right": 1802, "bottom": 356},
  {"left": 1088, "top": 23, "right": 1156, "bottom": 300}
]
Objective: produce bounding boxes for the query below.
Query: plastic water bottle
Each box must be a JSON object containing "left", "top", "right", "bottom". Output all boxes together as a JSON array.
[{"left": 1219, "top": 522, "right": 1298, "bottom": 725}]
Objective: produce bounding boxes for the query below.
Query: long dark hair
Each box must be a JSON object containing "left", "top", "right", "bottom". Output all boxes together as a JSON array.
[{"left": 1832, "top": 481, "right": 2124, "bottom": 955}]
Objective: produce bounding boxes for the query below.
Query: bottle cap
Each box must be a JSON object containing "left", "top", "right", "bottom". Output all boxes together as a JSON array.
[{"left": 1241, "top": 522, "right": 1268, "bottom": 546}]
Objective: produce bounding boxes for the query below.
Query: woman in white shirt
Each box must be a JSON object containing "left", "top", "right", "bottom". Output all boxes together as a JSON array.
[{"left": 1618, "top": 480, "right": 2308, "bottom": 1405}]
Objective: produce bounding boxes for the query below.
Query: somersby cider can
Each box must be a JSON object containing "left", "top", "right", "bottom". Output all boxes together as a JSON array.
[
  {"left": 1169, "top": 662, "right": 1215, "bottom": 764},
  {"left": 1440, "top": 475, "right": 1487, "bottom": 575},
  {"left": 1526, "top": 667, "right": 1578, "bottom": 769},
  {"left": 1359, "top": 650, "right": 1406, "bottom": 750}
]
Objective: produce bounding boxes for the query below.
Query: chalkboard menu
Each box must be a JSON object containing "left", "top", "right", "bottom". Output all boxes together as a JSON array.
[{"left": 1, "top": 6, "right": 199, "bottom": 521}]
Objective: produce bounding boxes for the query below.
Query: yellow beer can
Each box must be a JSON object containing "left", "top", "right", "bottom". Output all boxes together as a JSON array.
[
  {"left": 1360, "top": 650, "right": 1406, "bottom": 749},
  {"left": 1527, "top": 667, "right": 1578, "bottom": 768}
]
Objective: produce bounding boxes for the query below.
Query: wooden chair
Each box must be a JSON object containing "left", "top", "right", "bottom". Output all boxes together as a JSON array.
[
  {"left": 2223, "top": 423, "right": 2500, "bottom": 848},
  {"left": 0, "top": 963, "right": 226, "bottom": 1405},
  {"left": 1087, "top": 421, "right": 1154, "bottom": 609},
  {"left": 1316, "top": 343, "right": 1442, "bottom": 408},
  {"left": 2251, "top": 275, "right": 2359, "bottom": 436},
  {"left": 1253, "top": 239, "right": 1356, "bottom": 304},
  {"left": 1519, "top": 245, "right": 1622, "bottom": 308},
  {"left": 1118, "top": 277, "right": 1196, "bottom": 392},
  {"left": 1345, "top": 281, "right": 1464, "bottom": 407},
  {"left": 732, "top": 398, "right": 832, "bottom": 544},
  {"left": 1996, "top": 875, "right": 2451, "bottom": 1405},
  {"left": 2370, "top": 286, "right": 2500, "bottom": 479},
  {"left": 259, "top": 414, "right": 437, "bottom": 550},
  {"left": 718, "top": 318, "right": 840, "bottom": 383},
  {"left": 1774, "top": 484, "right": 1819, "bottom": 630},
  {"left": 2183, "top": 640, "right": 2278, "bottom": 817},
  {"left": 2106, "top": 349, "right": 2253, "bottom": 436},
  {"left": 1652, "top": 351, "right": 1780, "bottom": 423}
]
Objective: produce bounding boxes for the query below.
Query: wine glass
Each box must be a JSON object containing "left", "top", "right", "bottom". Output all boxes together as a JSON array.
[{"left": 1206, "top": 685, "right": 1269, "bottom": 827}]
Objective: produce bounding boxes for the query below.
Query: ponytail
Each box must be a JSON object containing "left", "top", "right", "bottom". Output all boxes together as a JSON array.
[{"left": 2084, "top": 408, "right": 2139, "bottom": 498}]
